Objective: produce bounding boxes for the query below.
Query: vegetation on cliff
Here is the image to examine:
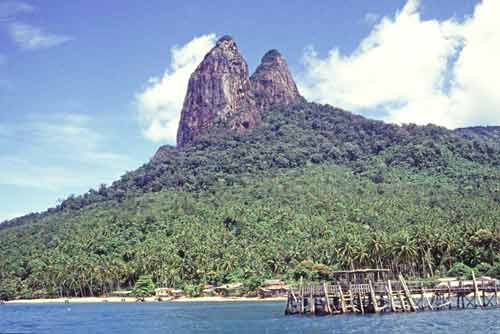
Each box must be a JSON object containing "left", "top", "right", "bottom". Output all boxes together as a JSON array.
[{"left": 0, "top": 101, "right": 499, "bottom": 300}]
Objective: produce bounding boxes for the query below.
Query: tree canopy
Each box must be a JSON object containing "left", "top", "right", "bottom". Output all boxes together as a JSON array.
[{"left": 0, "top": 101, "right": 499, "bottom": 299}]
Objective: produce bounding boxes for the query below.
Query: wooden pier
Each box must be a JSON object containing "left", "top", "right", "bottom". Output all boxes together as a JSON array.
[{"left": 285, "top": 270, "right": 500, "bottom": 316}]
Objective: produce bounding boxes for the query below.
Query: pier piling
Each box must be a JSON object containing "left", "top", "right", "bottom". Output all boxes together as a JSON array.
[{"left": 284, "top": 269, "right": 499, "bottom": 316}]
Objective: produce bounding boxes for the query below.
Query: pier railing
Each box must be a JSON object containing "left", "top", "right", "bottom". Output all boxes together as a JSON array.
[{"left": 285, "top": 273, "right": 499, "bottom": 316}]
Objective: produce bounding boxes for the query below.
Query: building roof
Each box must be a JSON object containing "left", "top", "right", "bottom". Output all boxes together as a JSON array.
[
  {"left": 259, "top": 284, "right": 289, "bottom": 291},
  {"left": 331, "top": 269, "right": 390, "bottom": 275},
  {"left": 110, "top": 290, "right": 132, "bottom": 295},
  {"left": 262, "top": 279, "right": 285, "bottom": 286},
  {"left": 155, "top": 287, "right": 176, "bottom": 292},
  {"left": 215, "top": 283, "right": 243, "bottom": 290}
]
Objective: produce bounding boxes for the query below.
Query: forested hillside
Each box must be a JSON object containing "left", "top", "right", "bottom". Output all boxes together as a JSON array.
[
  {"left": 455, "top": 126, "right": 500, "bottom": 146},
  {"left": 3, "top": 102, "right": 499, "bottom": 229},
  {"left": 1, "top": 101, "right": 499, "bottom": 300}
]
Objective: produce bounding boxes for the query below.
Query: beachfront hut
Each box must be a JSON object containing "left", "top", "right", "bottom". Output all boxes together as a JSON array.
[
  {"left": 258, "top": 280, "right": 289, "bottom": 298},
  {"left": 214, "top": 283, "right": 244, "bottom": 297},
  {"left": 109, "top": 290, "right": 132, "bottom": 297},
  {"left": 202, "top": 284, "right": 216, "bottom": 296},
  {"left": 155, "top": 288, "right": 184, "bottom": 298}
]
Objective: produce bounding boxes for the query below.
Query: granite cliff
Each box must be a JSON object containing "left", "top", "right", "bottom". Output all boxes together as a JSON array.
[
  {"left": 176, "top": 36, "right": 300, "bottom": 148},
  {"left": 176, "top": 36, "right": 258, "bottom": 148},
  {"left": 250, "top": 49, "right": 301, "bottom": 113}
]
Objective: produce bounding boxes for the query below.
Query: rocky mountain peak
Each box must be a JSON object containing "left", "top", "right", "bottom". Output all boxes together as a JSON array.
[
  {"left": 261, "top": 49, "right": 283, "bottom": 63},
  {"left": 216, "top": 34, "right": 235, "bottom": 46},
  {"left": 176, "top": 35, "right": 258, "bottom": 148},
  {"left": 250, "top": 49, "right": 301, "bottom": 112},
  {"left": 176, "top": 37, "right": 301, "bottom": 149}
]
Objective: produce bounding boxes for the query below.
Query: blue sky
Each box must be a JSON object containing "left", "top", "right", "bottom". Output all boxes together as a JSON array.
[{"left": 0, "top": 0, "right": 498, "bottom": 221}]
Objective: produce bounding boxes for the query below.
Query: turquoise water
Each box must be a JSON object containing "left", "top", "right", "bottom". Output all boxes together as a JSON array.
[{"left": 1, "top": 301, "right": 499, "bottom": 333}]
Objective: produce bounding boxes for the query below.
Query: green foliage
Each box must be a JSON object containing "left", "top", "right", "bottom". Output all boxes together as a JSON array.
[
  {"left": 486, "top": 263, "right": 500, "bottom": 278},
  {"left": 0, "top": 102, "right": 499, "bottom": 298},
  {"left": 243, "top": 276, "right": 265, "bottom": 294},
  {"left": 0, "top": 278, "right": 17, "bottom": 301},
  {"left": 475, "top": 262, "right": 493, "bottom": 276},
  {"left": 0, "top": 162, "right": 499, "bottom": 298},
  {"left": 291, "top": 260, "right": 332, "bottom": 281},
  {"left": 4, "top": 102, "right": 499, "bottom": 230},
  {"left": 448, "top": 263, "right": 474, "bottom": 278},
  {"left": 183, "top": 284, "right": 202, "bottom": 297},
  {"left": 132, "top": 275, "right": 155, "bottom": 297}
]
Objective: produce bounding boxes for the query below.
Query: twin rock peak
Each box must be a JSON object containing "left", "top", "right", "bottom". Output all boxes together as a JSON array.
[{"left": 176, "top": 35, "right": 301, "bottom": 148}]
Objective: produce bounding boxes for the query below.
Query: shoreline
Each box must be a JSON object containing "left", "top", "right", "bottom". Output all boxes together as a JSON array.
[{"left": 4, "top": 296, "right": 286, "bottom": 305}]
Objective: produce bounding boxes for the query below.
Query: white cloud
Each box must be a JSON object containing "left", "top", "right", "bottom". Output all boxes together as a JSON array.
[
  {"left": 0, "top": 156, "right": 92, "bottom": 190},
  {"left": 445, "top": 0, "right": 500, "bottom": 127},
  {"left": 0, "top": 1, "right": 33, "bottom": 20},
  {"left": 298, "top": 0, "right": 500, "bottom": 129},
  {"left": 8, "top": 22, "right": 72, "bottom": 50},
  {"left": 0, "top": 113, "right": 132, "bottom": 190},
  {"left": 135, "top": 33, "right": 216, "bottom": 142},
  {"left": 26, "top": 113, "right": 131, "bottom": 167}
]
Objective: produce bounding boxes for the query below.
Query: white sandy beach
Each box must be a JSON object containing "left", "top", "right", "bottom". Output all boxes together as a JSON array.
[{"left": 5, "top": 296, "right": 286, "bottom": 304}]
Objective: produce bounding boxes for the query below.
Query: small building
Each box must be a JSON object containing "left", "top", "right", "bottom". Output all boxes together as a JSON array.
[
  {"left": 155, "top": 288, "right": 184, "bottom": 298},
  {"left": 214, "top": 283, "right": 244, "bottom": 297},
  {"left": 202, "top": 284, "right": 216, "bottom": 296},
  {"left": 258, "top": 280, "right": 289, "bottom": 298},
  {"left": 109, "top": 290, "right": 132, "bottom": 298}
]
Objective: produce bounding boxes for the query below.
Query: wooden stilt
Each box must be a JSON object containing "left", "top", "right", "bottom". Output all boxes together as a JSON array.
[
  {"left": 472, "top": 271, "right": 481, "bottom": 308},
  {"left": 310, "top": 288, "right": 315, "bottom": 315},
  {"left": 291, "top": 289, "right": 298, "bottom": 304},
  {"left": 349, "top": 286, "right": 357, "bottom": 313},
  {"left": 419, "top": 282, "right": 424, "bottom": 310},
  {"left": 369, "top": 280, "right": 379, "bottom": 313},
  {"left": 399, "top": 274, "right": 417, "bottom": 312},
  {"left": 323, "top": 282, "right": 332, "bottom": 314},
  {"left": 359, "top": 293, "right": 365, "bottom": 314},
  {"left": 421, "top": 285, "right": 433, "bottom": 311},
  {"left": 286, "top": 269, "right": 499, "bottom": 318},
  {"left": 300, "top": 277, "right": 305, "bottom": 314},
  {"left": 495, "top": 281, "right": 499, "bottom": 307},
  {"left": 447, "top": 281, "right": 452, "bottom": 310},
  {"left": 482, "top": 280, "right": 486, "bottom": 307},
  {"left": 398, "top": 291, "right": 407, "bottom": 312},
  {"left": 339, "top": 285, "right": 347, "bottom": 313},
  {"left": 459, "top": 280, "right": 464, "bottom": 309},
  {"left": 387, "top": 280, "right": 396, "bottom": 312}
]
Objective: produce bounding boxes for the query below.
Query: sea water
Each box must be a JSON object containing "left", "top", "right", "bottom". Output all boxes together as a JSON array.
[{"left": 1, "top": 301, "right": 499, "bottom": 334}]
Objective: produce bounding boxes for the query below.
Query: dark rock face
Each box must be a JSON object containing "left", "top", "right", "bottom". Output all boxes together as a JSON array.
[
  {"left": 175, "top": 37, "right": 301, "bottom": 149},
  {"left": 176, "top": 36, "right": 258, "bottom": 148},
  {"left": 250, "top": 49, "right": 301, "bottom": 112}
]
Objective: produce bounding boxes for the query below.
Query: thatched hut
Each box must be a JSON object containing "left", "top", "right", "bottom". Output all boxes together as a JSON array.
[
  {"left": 109, "top": 290, "right": 132, "bottom": 297},
  {"left": 155, "top": 288, "right": 184, "bottom": 298},
  {"left": 258, "top": 279, "right": 289, "bottom": 297},
  {"left": 214, "top": 283, "right": 244, "bottom": 297}
]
